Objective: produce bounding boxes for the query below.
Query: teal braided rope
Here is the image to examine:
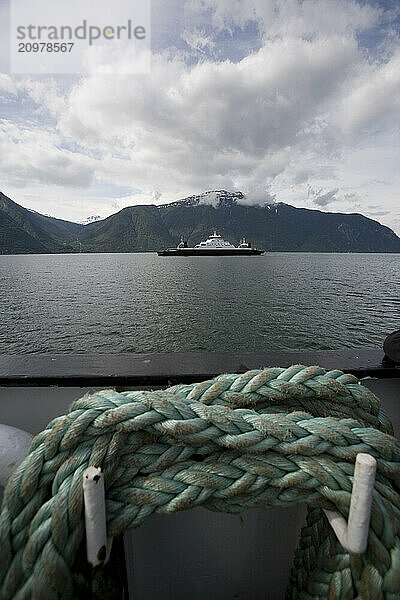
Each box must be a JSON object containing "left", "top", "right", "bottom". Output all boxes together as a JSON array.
[{"left": 0, "top": 365, "right": 399, "bottom": 599}]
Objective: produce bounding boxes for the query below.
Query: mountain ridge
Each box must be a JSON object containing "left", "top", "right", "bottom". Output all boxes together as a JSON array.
[
  {"left": 0, "top": 192, "right": 83, "bottom": 254},
  {"left": 1, "top": 190, "right": 399, "bottom": 254}
]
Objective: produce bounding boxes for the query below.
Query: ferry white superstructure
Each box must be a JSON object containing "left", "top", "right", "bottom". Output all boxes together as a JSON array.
[{"left": 192, "top": 231, "right": 236, "bottom": 249}]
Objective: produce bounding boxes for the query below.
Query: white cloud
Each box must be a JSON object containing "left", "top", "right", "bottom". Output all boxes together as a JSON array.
[
  {"left": 181, "top": 28, "right": 216, "bottom": 55},
  {"left": 53, "top": 33, "right": 360, "bottom": 206},
  {"left": 60, "top": 35, "right": 359, "bottom": 156},
  {"left": 242, "top": 182, "right": 276, "bottom": 205},
  {"left": 0, "top": 120, "right": 95, "bottom": 188},
  {"left": 19, "top": 78, "right": 67, "bottom": 116},
  {"left": 198, "top": 191, "right": 221, "bottom": 206},
  {"left": 333, "top": 49, "right": 400, "bottom": 136},
  {"left": 0, "top": 74, "right": 17, "bottom": 96}
]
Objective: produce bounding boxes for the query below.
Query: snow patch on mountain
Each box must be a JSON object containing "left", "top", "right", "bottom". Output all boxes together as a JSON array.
[
  {"left": 158, "top": 189, "right": 281, "bottom": 209},
  {"left": 159, "top": 190, "right": 242, "bottom": 208},
  {"left": 80, "top": 215, "right": 102, "bottom": 225}
]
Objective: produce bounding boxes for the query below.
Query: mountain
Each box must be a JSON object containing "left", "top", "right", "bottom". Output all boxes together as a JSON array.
[
  {"left": 0, "top": 192, "right": 83, "bottom": 254},
  {"left": 158, "top": 191, "right": 400, "bottom": 253},
  {"left": 1, "top": 189, "right": 400, "bottom": 254},
  {"left": 80, "top": 215, "right": 102, "bottom": 225},
  {"left": 77, "top": 205, "right": 174, "bottom": 252}
]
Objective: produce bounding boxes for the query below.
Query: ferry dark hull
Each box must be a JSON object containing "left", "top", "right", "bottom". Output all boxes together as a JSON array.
[{"left": 158, "top": 249, "right": 264, "bottom": 256}]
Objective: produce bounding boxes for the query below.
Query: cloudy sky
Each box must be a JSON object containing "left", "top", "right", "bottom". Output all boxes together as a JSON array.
[{"left": 0, "top": 0, "right": 399, "bottom": 233}]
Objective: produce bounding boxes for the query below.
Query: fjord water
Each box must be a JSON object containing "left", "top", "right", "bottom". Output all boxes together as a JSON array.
[{"left": 0, "top": 252, "right": 399, "bottom": 354}]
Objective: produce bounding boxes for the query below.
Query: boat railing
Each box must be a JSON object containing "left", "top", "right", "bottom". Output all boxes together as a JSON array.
[
  {"left": 0, "top": 348, "right": 398, "bottom": 388},
  {"left": 2, "top": 348, "right": 399, "bottom": 447}
]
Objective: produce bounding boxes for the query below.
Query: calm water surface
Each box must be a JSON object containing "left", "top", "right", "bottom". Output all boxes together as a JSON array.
[{"left": 0, "top": 253, "right": 399, "bottom": 353}]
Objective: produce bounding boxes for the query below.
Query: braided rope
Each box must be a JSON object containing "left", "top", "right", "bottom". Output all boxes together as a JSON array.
[{"left": 0, "top": 365, "right": 399, "bottom": 599}]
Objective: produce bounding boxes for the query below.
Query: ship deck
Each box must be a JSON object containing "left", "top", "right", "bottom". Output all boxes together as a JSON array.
[{"left": 158, "top": 249, "right": 264, "bottom": 255}]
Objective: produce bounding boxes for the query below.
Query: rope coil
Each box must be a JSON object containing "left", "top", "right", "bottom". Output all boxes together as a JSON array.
[{"left": 0, "top": 365, "right": 399, "bottom": 599}]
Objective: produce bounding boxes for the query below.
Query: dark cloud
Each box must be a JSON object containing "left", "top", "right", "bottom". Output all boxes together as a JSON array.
[
  {"left": 308, "top": 186, "right": 339, "bottom": 206},
  {"left": 368, "top": 210, "right": 390, "bottom": 216}
]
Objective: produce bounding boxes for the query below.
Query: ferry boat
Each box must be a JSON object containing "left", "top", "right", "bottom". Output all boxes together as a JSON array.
[{"left": 158, "top": 231, "right": 264, "bottom": 256}]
